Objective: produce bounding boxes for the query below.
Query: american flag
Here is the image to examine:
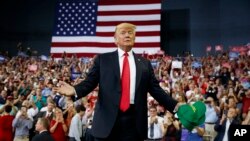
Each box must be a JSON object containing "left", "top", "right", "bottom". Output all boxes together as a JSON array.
[{"left": 50, "top": 0, "right": 161, "bottom": 58}]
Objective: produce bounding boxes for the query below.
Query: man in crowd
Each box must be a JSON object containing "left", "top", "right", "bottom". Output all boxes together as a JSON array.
[{"left": 32, "top": 117, "right": 54, "bottom": 141}]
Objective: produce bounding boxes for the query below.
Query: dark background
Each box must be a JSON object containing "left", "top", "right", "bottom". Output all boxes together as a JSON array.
[{"left": 0, "top": 0, "right": 249, "bottom": 57}]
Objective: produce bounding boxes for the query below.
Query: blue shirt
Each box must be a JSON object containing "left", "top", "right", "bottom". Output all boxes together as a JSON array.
[
  {"left": 12, "top": 117, "right": 33, "bottom": 136},
  {"left": 186, "top": 124, "right": 205, "bottom": 141},
  {"left": 205, "top": 104, "right": 219, "bottom": 123}
]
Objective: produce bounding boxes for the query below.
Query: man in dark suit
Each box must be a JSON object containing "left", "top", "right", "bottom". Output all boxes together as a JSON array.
[
  {"left": 31, "top": 101, "right": 55, "bottom": 139},
  {"left": 214, "top": 107, "right": 240, "bottom": 141},
  {"left": 54, "top": 23, "right": 179, "bottom": 141},
  {"left": 31, "top": 117, "right": 54, "bottom": 141}
]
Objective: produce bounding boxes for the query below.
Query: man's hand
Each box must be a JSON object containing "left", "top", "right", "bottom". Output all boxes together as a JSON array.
[
  {"left": 53, "top": 81, "right": 75, "bottom": 96},
  {"left": 173, "top": 102, "right": 185, "bottom": 113}
]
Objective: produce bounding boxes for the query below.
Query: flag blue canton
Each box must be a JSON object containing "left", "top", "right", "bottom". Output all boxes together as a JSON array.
[{"left": 53, "top": 1, "right": 98, "bottom": 36}]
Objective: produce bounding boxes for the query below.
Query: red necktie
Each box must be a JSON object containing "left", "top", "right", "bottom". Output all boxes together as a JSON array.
[{"left": 120, "top": 52, "right": 130, "bottom": 112}]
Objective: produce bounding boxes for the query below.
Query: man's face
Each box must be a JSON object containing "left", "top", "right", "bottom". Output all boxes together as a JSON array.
[
  {"left": 35, "top": 120, "right": 42, "bottom": 132},
  {"left": 114, "top": 27, "right": 135, "bottom": 51},
  {"left": 1, "top": 90, "right": 7, "bottom": 98},
  {"left": 149, "top": 108, "right": 157, "bottom": 117},
  {"left": 47, "top": 103, "right": 54, "bottom": 112},
  {"left": 227, "top": 108, "right": 236, "bottom": 118}
]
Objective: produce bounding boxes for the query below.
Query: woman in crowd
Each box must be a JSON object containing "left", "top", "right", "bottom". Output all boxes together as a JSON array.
[
  {"left": 50, "top": 108, "right": 68, "bottom": 141},
  {"left": 0, "top": 105, "right": 15, "bottom": 141},
  {"left": 63, "top": 100, "right": 76, "bottom": 129},
  {"left": 163, "top": 110, "right": 181, "bottom": 141}
]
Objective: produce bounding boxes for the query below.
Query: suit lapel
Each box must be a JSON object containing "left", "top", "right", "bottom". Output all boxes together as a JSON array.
[
  {"left": 134, "top": 53, "right": 142, "bottom": 91},
  {"left": 111, "top": 50, "right": 120, "bottom": 83}
]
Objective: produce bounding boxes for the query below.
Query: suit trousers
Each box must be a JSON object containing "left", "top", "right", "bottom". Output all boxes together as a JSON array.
[{"left": 94, "top": 104, "right": 143, "bottom": 141}]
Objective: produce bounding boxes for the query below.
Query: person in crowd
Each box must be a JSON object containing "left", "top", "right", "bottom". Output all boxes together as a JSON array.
[
  {"left": 30, "top": 88, "right": 47, "bottom": 111},
  {"left": 54, "top": 22, "right": 180, "bottom": 141},
  {"left": 204, "top": 96, "right": 220, "bottom": 141},
  {"left": 162, "top": 110, "right": 181, "bottom": 141},
  {"left": 239, "top": 89, "right": 250, "bottom": 119},
  {"left": 27, "top": 101, "right": 39, "bottom": 121},
  {"left": 81, "top": 98, "right": 95, "bottom": 141},
  {"left": 242, "top": 108, "right": 250, "bottom": 125},
  {"left": 205, "top": 79, "right": 218, "bottom": 102},
  {"left": 0, "top": 89, "right": 7, "bottom": 105},
  {"left": 31, "top": 100, "right": 55, "bottom": 139},
  {"left": 41, "top": 80, "right": 53, "bottom": 98},
  {"left": 50, "top": 108, "right": 68, "bottom": 141},
  {"left": 68, "top": 105, "right": 86, "bottom": 141},
  {"left": 16, "top": 100, "right": 39, "bottom": 121},
  {"left": 0, "top": 95, "right": 18, "bottom": 115},
  {"left": 220, "top": 94, "right": 242, "bottom": 122},
  {"left": 146, "top": 106, "right": 165, "bottom": 141},
  {"left": 63, "top": 100, "right": 76, "bottom": 128},
  {"left": 32, "top": 117, "right": 55, "bottom": 141},
  {"left": 0, "top": 105, "right": 15, "bottom": 141},
  {"left": 17, "top": 80, "right": 31, "bottom": 97},
  {"left": 214, "top": 107, "right": 241, "bottom": 141},
  {"left": 185, "top": 124, "right": 205, "bottom": 141},
  {"left": 219, "top": 67, "right": 230, "bottom": 88},
  {"left": 35, "top": 100, "right": 55, "bottom": 122},
  {"left": 214, "top": 78, "right": 224, "bottom": 100},
  {"left": 185, "top": 83, "right": 196, "bottom": 103},
  {"left": 40, "top": 96, "right": 54, "bottom": 112},
  {"left": 12, "top": 106, "right": 33, "bottom": 141}
]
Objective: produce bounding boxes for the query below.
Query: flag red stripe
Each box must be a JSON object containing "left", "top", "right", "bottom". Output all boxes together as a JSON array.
[
  {"left": 51, "top": 42, "right": 160, "bottom": 48},
  {"left": 98, "top": 10, "right": 160, "bottom": 16},
  {"left": 96, "top": 31, "right": 160, "bottom": 36},
  {"left": 96, "top": 20, "right": 160, "bottom": 26},
  {"left": 99, "top": 0, "right": 160, "bottom": 5}
]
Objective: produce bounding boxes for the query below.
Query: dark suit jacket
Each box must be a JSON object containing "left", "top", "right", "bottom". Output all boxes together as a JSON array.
[
  {"left": 32, "top": 111, "right": 54, "bottom": 137},
  {"left": 31, "top": 131, "right": 54, "bottom": 141},
  {"left": 214, "top": 118, "right": 240, "bottom": 141},
  {"left": 74, "top": 50, "right": 177, "bottom": 139}
]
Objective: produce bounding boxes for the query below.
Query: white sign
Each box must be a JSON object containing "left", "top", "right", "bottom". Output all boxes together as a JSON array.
[{"left": 172, "top": 61, "right": 182, "bottom": 69}]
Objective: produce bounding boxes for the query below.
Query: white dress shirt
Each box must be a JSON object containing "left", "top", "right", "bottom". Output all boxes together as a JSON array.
[
  {"left": 117, "top": 48, "right": 136, "bottom": 104},
  {"left": 222, "top": 119, "right": 231, "bottom": 141},
  {"left": 147, "top": 116, "right": 164, "bottom": 139}
]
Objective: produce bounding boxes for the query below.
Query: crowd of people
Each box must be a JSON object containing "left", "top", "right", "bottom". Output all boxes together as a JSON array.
[{"left": 0, "top": 50, "right": 249, "bottom": 141}]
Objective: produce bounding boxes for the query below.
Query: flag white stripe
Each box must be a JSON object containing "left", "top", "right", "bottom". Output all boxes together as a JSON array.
[
  {"left": 98, "top": 4, "right": 161, "bottom": 11},
  {"left": 52, "top": 36, "right": 160, "bottom": 42},
  {"left": 96, "top": 25, "right": 160, "bottom": 32},
  {"left": 51, "top": 47, "right": 160, "bottom": 53},
  {"left": 97, "top": 14, "right": 160, "bottom": 22}
]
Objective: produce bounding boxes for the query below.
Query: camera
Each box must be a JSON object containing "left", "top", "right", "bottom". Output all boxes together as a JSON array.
[{"left": 204, "top": 100, "right": 211, "bottom": 104}]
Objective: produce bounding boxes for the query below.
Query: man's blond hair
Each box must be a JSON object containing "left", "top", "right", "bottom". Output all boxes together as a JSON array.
[{"left": 115, "top": 23, "right": 136, "bottom": 33}]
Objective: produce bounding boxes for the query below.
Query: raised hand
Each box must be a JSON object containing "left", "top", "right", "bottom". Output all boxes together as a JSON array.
[{"left": 53, "top": 81, "right": 75, "bottom": 97}]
